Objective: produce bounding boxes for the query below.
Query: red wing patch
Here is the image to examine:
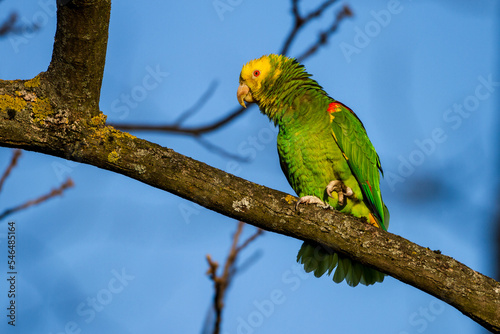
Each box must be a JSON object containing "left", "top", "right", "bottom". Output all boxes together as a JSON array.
[
  {"left": 328, "top": 101, "right": 367, "bottom": 131},
  {"left": 328, "top": 101, "right": 357, "bottom": 116},
  {"left": 327, "top": 102, "right": 343, "bottom": 114}
]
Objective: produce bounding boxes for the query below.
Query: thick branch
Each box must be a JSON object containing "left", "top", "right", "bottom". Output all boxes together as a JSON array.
[
  {"left": 45, "top": 0, "right": 110, "bottom": 118},
  {"left": 0, "top": 98, "right": 498, "bottom": 331}
]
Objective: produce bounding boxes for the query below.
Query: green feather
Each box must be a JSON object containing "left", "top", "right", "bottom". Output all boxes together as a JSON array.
[
  {"left": 327, "top": 253, "right": 339, "bottom": 276},
  {"left": 329, "top": 102, "right": 388, "bottom": 230},
  {"left": 348, "top": 261, "right": 364, "bottom": 287},
  {"left": 333, "top": 257, "right": 349, "bottom": 284},
  {"left": 240, "top": 54, "right": 389, "bottom": 287}
]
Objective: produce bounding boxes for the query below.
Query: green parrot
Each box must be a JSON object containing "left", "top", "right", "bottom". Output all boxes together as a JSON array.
[{"left": 237, "top": 54, "right": 389, "bottom": 287}]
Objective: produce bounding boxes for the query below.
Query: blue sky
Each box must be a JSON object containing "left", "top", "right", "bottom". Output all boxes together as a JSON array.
[{"left": 0, "top": 0, "right": 498, "bottom": 333}]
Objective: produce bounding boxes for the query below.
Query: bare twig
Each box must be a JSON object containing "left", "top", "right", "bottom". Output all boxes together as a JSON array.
[
  {"left": 109, "top": 0, "right": 353, "bottom": 142},
  {"left": 0, "top": 178, "right": 74, "bottom": 221},
  {"left": 0, "top": 149, "right": 22, "bottom": 193},
  {"left": 172, "top": 80, "right": 219, "bottom": 126},
  {"left": 236, "top": 226, "right": 264, "bottom": 253},
  {"left": 195, "top": 137, "right": 250, "bottom": 163},
  {"left": 281, "top": 0, "right": 339, "bottom": 55},
  {"left": 205, "top": 222, "right": 263, "bottom": 334},
  {"left": 0, "top": 13, "right": 18, "bottom": 36},
  {"left": 111, "top": 105, "right": 247, "bottom": 137},
  {"left": 0, "top": 12, "right": 39, "bottom": 37},
  {"left": 297, "top": 5, "right": 353, "bottom": 62}
]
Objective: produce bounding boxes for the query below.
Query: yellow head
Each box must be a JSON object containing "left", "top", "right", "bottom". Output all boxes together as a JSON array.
[{"left": 237, "top": 54, "right": 284, "bottom": 108}]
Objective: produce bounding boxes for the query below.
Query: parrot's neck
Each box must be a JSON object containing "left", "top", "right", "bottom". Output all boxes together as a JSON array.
[{"left": 258, "top": 77, "right": 331, "bottom": 126}]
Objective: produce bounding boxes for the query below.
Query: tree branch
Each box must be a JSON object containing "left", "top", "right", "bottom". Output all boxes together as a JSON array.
[
  {"left": 45, "top": 0, "right": 111, "bottom": 119},
  {"left": 0, "top": 1, "right": 498, "bottom": 332},
  {"left": 0, "top": 178, "right": 74, "bottom": 221},
  {"left": 297, "top": 5, "right": 353, "bottom": 62},
  {"left": 282, "top": 0, "right": 341, "bottom": 56},
  {"left": 0, "top": 12, "right": 39, "bottom": 38},
  {"left": 0, "top": 149, "right": 21, "bottom": 193},
  {"left": 0, "top": 87, "right": 498, "bottom": 330},
  {"left": 205, "top": 222, "right": 263, "bottom": 334}
]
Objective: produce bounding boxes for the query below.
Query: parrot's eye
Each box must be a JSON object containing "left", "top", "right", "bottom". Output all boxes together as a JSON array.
[{"left": 253, "top": 70, "right": 260, "bottom": 77}]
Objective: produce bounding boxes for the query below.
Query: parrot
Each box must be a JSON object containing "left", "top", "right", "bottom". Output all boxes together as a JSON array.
[{"left": 236, "top": 54, "right": 389, "bottom": 287}]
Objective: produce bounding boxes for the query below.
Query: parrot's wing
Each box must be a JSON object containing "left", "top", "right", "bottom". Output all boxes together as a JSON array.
[{"left": 328, "top": 101, "right": 387, "bottom": 230}]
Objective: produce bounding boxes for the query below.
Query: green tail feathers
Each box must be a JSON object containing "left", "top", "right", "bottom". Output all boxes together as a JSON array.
[{"left": 297, "top": 242, "right": 385, "bottom": 287}]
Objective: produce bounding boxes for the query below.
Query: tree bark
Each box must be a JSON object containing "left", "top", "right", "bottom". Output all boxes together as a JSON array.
[{"left": 0, "top": 1, "right": 498, "bottom": 332}]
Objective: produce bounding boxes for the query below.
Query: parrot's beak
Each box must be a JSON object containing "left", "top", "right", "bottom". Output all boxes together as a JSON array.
[{"left": 237, "top": 83, "right": 253, "bottom": 108}]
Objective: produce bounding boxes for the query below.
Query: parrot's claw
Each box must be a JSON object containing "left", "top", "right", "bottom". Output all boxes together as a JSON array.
[
  {"left": 326, "top": 180, "right": 353, "bottom": 207},
  {"left": 296, "top": 195, "right": 330, "bottom": 210}
]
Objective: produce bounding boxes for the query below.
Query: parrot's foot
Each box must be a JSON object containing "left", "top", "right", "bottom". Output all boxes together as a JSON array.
[
  {"left": 326, "top": 180, "right": 353, "bottom": 207},
  {"left": 296, "top": 195, "right": 330, "bottom": 210}
]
